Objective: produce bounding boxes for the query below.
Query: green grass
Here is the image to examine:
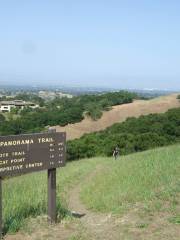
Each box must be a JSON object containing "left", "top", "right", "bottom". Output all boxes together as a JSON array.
[
  {"left": 81, "top": 144, "right": 180, "bottom": 215},
  {"left": 168, "top": 215, "right": 180, "bottom": 224},
  {"left": 2, "top": 144, "right": 180, "bottom": 235},
  {"left": 3, "top": 157, "right": 101, "bottom": 234}
]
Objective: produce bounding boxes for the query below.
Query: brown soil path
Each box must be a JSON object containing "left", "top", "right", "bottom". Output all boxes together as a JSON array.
[
  {"left": 55, "top": 94, "right": 180, "bottom": 140},
  {"left": 4, "top": 166, "right": 121, "bottom": 240},
  {"left": 67, "top": 165, "right": 120, "bottom": 240},
  {"left": 67, "top": 164, "right": 180, "bottom": 240}
]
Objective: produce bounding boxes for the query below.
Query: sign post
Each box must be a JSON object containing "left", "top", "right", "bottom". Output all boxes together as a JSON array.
[
  {"left": 0, "top": 131, "right": 66, "bottom": 237},
  {"left": 48, "top": 168, "right": 56, "bottom": 223}
]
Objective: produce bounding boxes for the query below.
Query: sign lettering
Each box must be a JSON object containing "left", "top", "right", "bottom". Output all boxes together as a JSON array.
[{"left": 0, "top": 132, "right": 66, "bottom": 178}]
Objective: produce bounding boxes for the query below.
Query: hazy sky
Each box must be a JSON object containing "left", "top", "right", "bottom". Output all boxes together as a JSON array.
[{"left": 0, "top": 0, "right": 180, "bottom": 89}]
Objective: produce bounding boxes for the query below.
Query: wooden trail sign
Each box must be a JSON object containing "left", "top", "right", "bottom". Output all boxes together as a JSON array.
[
  {"left": 0, "top": 132, "right": 66, "bottom": 177},
  {"left": 0, "top": 131, "right": 66, "bottom": 238}
]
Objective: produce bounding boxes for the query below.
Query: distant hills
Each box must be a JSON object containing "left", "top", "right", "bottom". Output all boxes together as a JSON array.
[{"left": 56, "top": 93, "right": 180, "bottom": 140}]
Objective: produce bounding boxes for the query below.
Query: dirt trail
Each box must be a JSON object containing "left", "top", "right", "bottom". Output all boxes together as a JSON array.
[
  {"left": 55, "top": 94, "right": 180, "bottom": 140},
  {"left": 67, "top": 166, "right": 180, "bottom": 240},
  {"left": 5, "top": 166, "right": 121, "bottom": 240},
  {"left": 67, "top": 165, "right": 121, "bottom": 240}
]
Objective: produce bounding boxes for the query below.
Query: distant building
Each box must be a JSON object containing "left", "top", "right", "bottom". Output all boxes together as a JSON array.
[
  {"left": 38, "top": 91, "right": 73, "bottom": 100},
  {"left": 0, "top": 100, "right": 39, "bottom": 113}
]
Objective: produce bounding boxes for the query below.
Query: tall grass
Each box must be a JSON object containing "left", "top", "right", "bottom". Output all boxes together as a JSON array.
[
  {"left": 81, "top": 145, "right": 180, "bottom": 214},
  {"left": 2, "top": 157, "right": 100, "bottom": 233},
  {"left": 2, "top": 144, "right": 180, "bottom": 234}
]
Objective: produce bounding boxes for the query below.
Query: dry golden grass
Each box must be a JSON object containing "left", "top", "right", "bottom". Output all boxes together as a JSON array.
[{"left": 55, "top": 94, "right": 180, "bottom": 140}]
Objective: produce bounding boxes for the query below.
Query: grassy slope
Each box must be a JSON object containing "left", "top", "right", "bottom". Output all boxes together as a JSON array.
[
  {"left": 3, "top": 157, "right": 101, "bottom": 233},
  {"left": 3, "top": 144, "right": 180, "bottom": 234},
  {"left": 81, "top": 145, "right": 180, "bottom": 216}
]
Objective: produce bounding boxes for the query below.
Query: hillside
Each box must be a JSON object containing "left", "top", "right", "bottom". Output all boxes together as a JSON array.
[
  {"left": 67, "top": 106, "right": 180, "bottom": 161},
  {"left": 5, "top": 144, "right": 180, "bottom": 240},
  {"left": 0, "top": 91, "right": 137, "bottom": 136},
  {"left": 56, "top": 93, "right": 180, "bottom": 140}
]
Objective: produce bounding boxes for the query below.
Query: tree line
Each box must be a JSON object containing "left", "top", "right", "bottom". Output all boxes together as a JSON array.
[{"left": 67, "top": 107, "right": 180, "bottom": 160}]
